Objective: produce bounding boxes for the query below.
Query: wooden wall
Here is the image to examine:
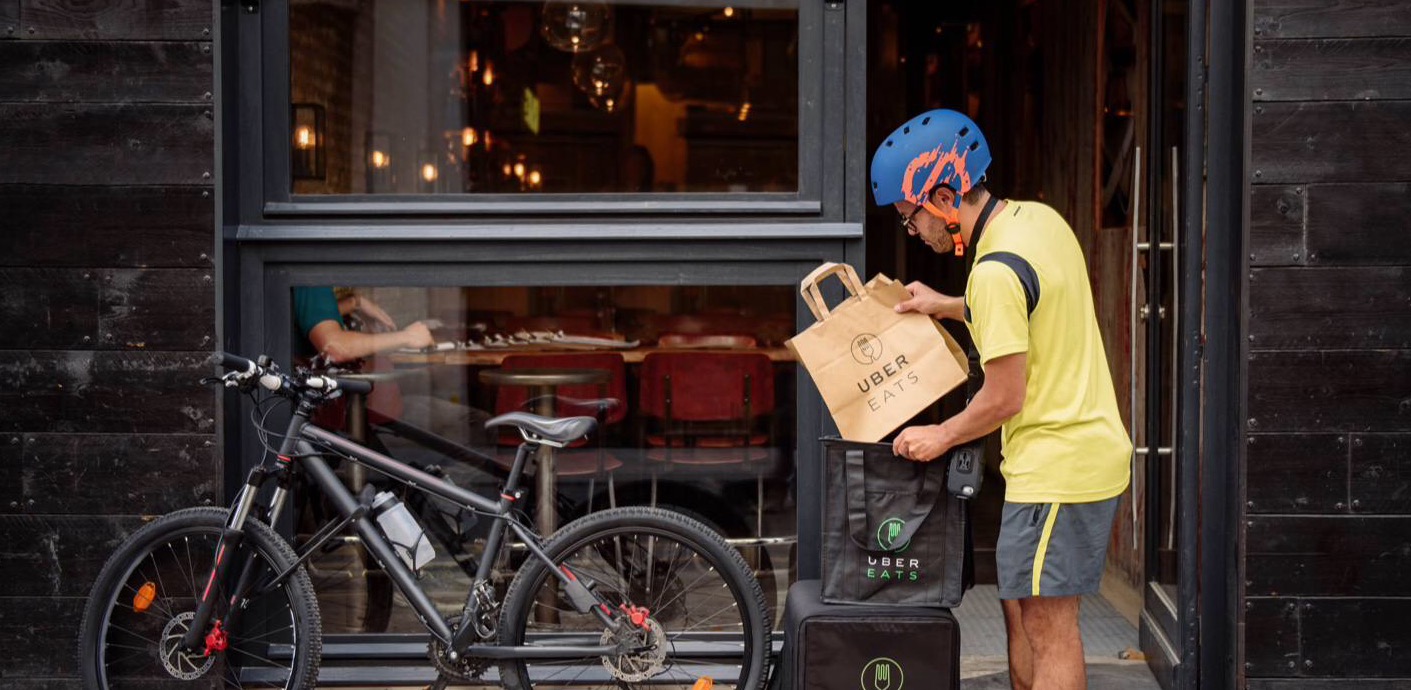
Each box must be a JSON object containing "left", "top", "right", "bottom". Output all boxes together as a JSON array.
[
  {"left": 1245, "top": 0, "right": 1411, "bottom": 685},
  {"left": 0, "top": 0, "right": 216, "bottom": 683}
]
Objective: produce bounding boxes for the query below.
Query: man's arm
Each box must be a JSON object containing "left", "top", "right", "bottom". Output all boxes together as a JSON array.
[
  {"left": 895, "top": 281, "right": 966, "bottom": 322},
  {"left": 893, "top": 352, "right": 1026, "bottom": 461},
  {"left": 309, "top": 320, "right": 433, "bottom": 364}
]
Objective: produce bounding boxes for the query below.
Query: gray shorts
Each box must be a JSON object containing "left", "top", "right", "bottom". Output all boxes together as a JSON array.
[{"left": 995, "top": 497, "right": 1120, "bottom": 600}]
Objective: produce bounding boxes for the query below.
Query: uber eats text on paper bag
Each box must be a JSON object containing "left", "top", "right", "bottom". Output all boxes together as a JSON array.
[{"left": 787, "top": 263, "right": 968, "bottom": 442}]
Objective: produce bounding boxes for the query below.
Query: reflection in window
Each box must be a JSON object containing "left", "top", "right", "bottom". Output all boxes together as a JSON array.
[
  {"left": 290, "top": 285, "right": 798, "bottom": 633},
  {"left": 290, "top": 2, "right": 800, "bottom": 195}
]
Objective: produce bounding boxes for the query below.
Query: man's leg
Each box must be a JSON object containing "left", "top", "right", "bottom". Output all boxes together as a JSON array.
[
  {"left": 1017, "top": 595, "right": 1085, "bottom": 690},
  {"left": 1002, "top": 598, "right": 1034, "bottom": 690}
]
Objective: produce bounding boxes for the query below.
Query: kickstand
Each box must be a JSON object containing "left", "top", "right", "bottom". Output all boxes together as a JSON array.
[{"left": 427, "top": 674, "right": 453, "bottom": 690}]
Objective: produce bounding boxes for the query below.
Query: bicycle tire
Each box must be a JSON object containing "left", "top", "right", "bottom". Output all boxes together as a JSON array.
[
  {"left": 78, "top": 507, "right": 322, "bottom": 689},
  {"left": 656, "top": 503, "right": 779, "bottom": 626},
  {"left": 496, "top": 506, "right": 770, "bottom": 689}
]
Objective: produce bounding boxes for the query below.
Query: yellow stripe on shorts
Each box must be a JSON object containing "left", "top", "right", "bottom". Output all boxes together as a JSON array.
[{"left": 1031, "top": 503, "right": 1061, "bottom": 597}]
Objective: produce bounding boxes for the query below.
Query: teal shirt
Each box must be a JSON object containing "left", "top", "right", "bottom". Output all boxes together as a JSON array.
[{"left": 293, "top": 287, "right": 342, "bottom": 358}]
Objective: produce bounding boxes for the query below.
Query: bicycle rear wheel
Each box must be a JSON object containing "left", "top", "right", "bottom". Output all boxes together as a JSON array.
[
  {"left": 497, "top": 506, "right": 770, "bottom": 689},
  {"left": 78, "top": 507, "right": 322, "bottom": 689}
]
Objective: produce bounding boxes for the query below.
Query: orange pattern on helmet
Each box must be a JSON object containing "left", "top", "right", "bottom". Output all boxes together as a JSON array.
[{"left": 900, "top": 138, "right": 973, "bottom": 206}]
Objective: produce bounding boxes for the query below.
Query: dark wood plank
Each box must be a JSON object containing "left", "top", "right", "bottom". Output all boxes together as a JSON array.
[
  {"left": 20, "top": 0, "right": 210, "bottom": 40},
  {"left": 1246, "top": 598, "right": 1302, "bottom": 676},
  {"left": 1251, "top": 267, "right": 1411, "bottom": 349},
  {"left": 1254, "top": 38, "right": 1411, "bottom": 101},
  {"left": 0, "top": 434, "right": 19, "bottom": 513},
  {"left": 1252, "top": 682, "right": 1411, "bottom": 689},
  {"left": 1248, "top": 516, "right": 1411, "bottom": 595},
  {"left": 0, "top": 515, "right": 143, "bottom": 597},
  {"left": 0, "top": 186, "right": 213, "bottom": 268},
  {"left": 0, "top": 0, "right": 18, "bottom": 33},
  {"left": 1255, "top": 0, "right": 1411, "bottom": 39},
  {"left": 1247, "top": 434, "right": 1347, "bottom": 513},
  {"left": 1248, "top": 350, "right": 1411, "bottom": 432},
  {"left": 0, "top": 41, "right": 210, "bottom": 103},
  {"left": 1253, "top": 102, "right": 1411, "bottom": 183},
  {"left": 1351, "top": 434, "right": 1411, "bottom": 513},
  {"left": 0, "top": 351, "right": 215, "bottom": 434},
  {"left": 0, "top": 597, "right": 82, "bottom": 677},
  {"left": 0, "top": 104, "right": 212, "bottom": 185},
  {"left": 1305, "top": 183, "right": 1411, "bottom": 266},
  {"left": 1251, "top": 185, "right": 1306, "bottom": 267},
  {"left": 1300, "top": 599, "right": 1411, "bottom": 676},
  {"left": 22, "top": 434, "right": 217, "bottom": 514},
  {"left": 99, "top": 269, "right": 214, "bottom": 350},
  {"left": 0, "top": 268, "right": 98, "bottom": 349}
]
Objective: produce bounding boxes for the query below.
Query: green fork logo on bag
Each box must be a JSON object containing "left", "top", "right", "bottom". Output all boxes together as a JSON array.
[
  {"left": 876, "top": 517, "right": 910, "bottom": 551},
  {"left": 861, "top": 657, "right": 904, "bottom": 690}
]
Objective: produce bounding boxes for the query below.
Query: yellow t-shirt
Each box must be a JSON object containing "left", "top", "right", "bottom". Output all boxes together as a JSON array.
[{"left": 964, "top": 201, "right": 1132, "bottom": 503}]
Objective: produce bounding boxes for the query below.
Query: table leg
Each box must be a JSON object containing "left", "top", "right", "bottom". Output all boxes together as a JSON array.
[
  {"left": 347, "top": 391, "right": 367, "bottom": 491},
  {"left": 532, "top": 385, "right": 558, "bottom": 538},
  {"left": 532, "top": 385, "right": 560, "bottom": 625}
]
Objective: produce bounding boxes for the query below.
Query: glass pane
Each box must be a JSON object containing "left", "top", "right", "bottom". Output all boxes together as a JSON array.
[
  {"left": 288, "top": 285, "right": 798, "bottom": 633},
  {"left": 289, "top": 1, "right": 800, "bottom": 195}
]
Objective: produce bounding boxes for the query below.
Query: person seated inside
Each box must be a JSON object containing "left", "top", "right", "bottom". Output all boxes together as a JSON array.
[{"left": 293, "top": 285, "right": 494, "bottom": 470}]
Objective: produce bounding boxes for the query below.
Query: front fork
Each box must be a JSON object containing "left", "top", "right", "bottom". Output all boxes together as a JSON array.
[{"left": 178, "top": 413, "right": 303, "bottom": 653}]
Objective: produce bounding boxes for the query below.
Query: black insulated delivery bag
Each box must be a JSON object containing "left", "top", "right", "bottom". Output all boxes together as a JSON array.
[
  {"left": 820, "top": 437, "right": 967, "bottom": 608},
  {"left": 778, "top": 579, "right": 960, "bottom": 690}
]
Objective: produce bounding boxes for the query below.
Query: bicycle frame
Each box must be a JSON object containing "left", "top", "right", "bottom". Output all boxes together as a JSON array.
[{"left": 185, "top": 402, "right": 626, "bottom": 663}]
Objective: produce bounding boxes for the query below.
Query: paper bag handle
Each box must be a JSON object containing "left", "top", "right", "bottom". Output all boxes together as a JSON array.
[{"left": 799, "top": 262, "right": 866, "bottom": 321}]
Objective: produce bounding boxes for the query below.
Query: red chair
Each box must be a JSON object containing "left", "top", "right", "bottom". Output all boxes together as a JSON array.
[
  {"left": 638, "top": 352, "right": 777, "bottom": 537},
  {"left": 493, "top": 353, "right": 627, "bottom": 512}
]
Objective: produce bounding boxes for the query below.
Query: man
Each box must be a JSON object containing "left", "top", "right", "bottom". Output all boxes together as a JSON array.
[
  {"left": 293, "top": 286, "right": 492, "bottom": 454},
  {"left": 294, "top": 286, "right": 434, "bottom": 365},
  {"left": 871, "top": 110, "right": 1132, "bottom": 690}
]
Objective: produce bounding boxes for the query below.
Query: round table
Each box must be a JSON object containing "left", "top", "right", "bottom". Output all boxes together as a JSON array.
[{"left": 477, "top": 367, "right": 612, "bottom": 538}]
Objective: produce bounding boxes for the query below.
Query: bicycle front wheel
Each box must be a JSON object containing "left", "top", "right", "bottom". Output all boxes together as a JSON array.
[
  {"left": 497, "top": 506, "right": 770, "bottom": 689},
  {"left": 78, "top": 507, "right": 322, "bottom": 689}
]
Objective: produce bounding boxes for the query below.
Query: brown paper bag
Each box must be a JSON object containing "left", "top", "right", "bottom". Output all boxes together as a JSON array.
[{"left": 787, "top": 263, "right": 968, "bottom": 442}]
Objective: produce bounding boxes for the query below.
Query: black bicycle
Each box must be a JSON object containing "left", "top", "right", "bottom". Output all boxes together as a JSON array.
[{"left": 77, "top": 352, "right": 771, "bottom": 689}]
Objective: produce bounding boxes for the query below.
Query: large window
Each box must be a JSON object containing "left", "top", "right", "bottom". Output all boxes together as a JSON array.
[
  {"left": 289, "top": 1, "right": 800, "bottom": 196},
  {"left": 290, "top": 284, "right": 798, "bottom": 633}
]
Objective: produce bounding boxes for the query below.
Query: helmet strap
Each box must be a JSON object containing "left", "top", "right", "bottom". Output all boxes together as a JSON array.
[{"left": 948, "top": 224, "right": 966, "bottom": 257}]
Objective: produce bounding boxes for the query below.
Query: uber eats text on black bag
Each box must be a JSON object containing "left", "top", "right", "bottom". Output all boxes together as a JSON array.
[{"left": 820, "top": 438, "right": 968, "bottom": 608}]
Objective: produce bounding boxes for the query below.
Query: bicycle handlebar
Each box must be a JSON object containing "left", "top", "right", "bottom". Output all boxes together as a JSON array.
[{"left": 210, "top": 351, "right": 373, "bottom": 397}]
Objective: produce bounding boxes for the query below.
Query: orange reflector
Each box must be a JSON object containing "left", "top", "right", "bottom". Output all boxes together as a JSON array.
[
  {"left": 133, "top": 582, "right": 157, "bottom": 613},
  {"left": 691, "top": 677, "right": 714, "bottom": 690}
]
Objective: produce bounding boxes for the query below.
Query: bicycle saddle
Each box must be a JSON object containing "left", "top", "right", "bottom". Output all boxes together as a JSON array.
[{"left": 484, "top": 412, "right": 597, "bottom": 445}]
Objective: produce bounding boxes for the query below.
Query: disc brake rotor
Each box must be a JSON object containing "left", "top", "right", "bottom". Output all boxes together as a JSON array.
[
  {"left": 158, "top": 612, "right": 216, "bottom": 680},
  {"left": 600, "top": 618, "right": 667, "bottom": 683}
]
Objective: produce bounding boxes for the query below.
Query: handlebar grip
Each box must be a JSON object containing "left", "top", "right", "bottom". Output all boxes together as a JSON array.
[
  {"left": 334, "top": 377, "right": 373, "bottom": 395},
  {"left": 212, "top": 351, "right": 256, "bottom": 373}
]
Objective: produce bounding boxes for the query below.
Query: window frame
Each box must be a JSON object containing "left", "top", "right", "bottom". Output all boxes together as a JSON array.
[{"left": 246, "top": 0, "right": 832, "bottom": 220}]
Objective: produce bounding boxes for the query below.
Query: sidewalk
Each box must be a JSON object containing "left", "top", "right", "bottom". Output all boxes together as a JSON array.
[{"left": 962, "top": 657, "right": 1163, "bottom": 689}]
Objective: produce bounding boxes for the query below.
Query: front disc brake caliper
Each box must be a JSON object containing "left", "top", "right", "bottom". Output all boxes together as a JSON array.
[{"left": 204, "top": 620, "right": 229, "bottom": 657}]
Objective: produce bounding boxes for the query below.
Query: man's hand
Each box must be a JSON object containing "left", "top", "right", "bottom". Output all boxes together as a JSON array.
[
  {"left": 399, "top": 321, "right": 435, "bottom": 350},
  {"left": 892, "top": 424, "right": 953, "bottom": 462},
  {"left": 894, "top": 281, "right": 964, "bottom": 321}
]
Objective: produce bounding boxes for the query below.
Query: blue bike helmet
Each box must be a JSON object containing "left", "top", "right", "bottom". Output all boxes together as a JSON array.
[{"left": 870, "top": 109, "right": 992, "bottom": 209}]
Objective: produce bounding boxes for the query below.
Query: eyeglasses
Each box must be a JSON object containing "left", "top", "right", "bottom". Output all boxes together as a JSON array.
[{"left": 899, "top": 203, "right": 926, "bottom": 234}]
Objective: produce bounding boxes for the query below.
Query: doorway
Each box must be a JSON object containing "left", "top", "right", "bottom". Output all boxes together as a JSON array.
[{"left": 866, "top": 1, "right": 1189, "bottom": 687}]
